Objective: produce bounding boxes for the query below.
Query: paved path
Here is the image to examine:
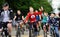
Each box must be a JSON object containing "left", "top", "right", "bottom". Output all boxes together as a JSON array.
[{"left": 11, "top": 28, "right": 60, "bottom": 37}]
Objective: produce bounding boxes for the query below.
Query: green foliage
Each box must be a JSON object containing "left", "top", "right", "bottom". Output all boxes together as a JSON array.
[
  {"left": 0, "top": 0, "right": 52, "bottom": 15},
  {"left": 0, "top": 0, "right": 5, "bottom": 9}
]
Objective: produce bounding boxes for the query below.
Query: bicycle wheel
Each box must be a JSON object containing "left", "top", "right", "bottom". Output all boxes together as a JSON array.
[
  {"left": 2, "top": 28, "right": 8, "bottom": 37},
  {"left": 16, "top": 29, "right": 21, "bottom": 37},
  {"left": 43, "top": 31, "right": 47, "bottom": 37},
  {"left": 16, "top": 27, "right": 21, "bottom": 37},
  {"left": 29, "top": 29, "right": 32, "bottom": 37}
]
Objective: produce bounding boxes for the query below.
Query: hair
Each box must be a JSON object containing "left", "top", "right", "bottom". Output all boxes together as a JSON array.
[
  {"left": 17, "top": 10, "right": 20, "bottom": 12},
  {"left": 50, "top": 13, "right": 55, "bottom": 16},
  {"left": 29, "top": 6, "right": 33, "bottom": 8},
  {"left": 2, "top": 3, "right": 9, "bottom": 7},
  {"left": 43, "top": 12, "right": 48, "bottom": 14}
]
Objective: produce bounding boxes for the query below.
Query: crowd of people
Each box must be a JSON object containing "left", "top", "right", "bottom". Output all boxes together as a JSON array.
[{"left": 0, "top": 3, "right": 60, "bottom": 37}]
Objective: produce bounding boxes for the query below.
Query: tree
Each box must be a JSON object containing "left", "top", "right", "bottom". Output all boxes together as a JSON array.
[
  {"left": 0, "top": 0, "right": 53, "bottom": 16},
  {"left": 0, "top": 0, "right": 5, "bottom": 9}
]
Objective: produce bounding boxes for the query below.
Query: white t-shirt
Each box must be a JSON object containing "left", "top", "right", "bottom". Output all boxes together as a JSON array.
[{"left": 3, "top": 11, "right": 10, "bottom": 22}]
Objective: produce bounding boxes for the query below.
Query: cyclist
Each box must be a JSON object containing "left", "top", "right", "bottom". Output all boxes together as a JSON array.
[
  {"left": 42, "top": 12, "right": 49, "bottom": 34},
  {"left": 0, "top": 3, "right": 13, "bottom": 37},
  {"left": 34, "top": 10, "right": 42, "bottom": 35},
  {"left": 39, "top": 6, "right": 43, "bottom": 30},
  {"left": 13, "top": 10, "right": 24, "bottom": 34},
  {"left": 24, "top": 7, "right": 37, "bottom": 37},
  {"left": 48, "top": 13, "right": 59, "bottom": 37}
]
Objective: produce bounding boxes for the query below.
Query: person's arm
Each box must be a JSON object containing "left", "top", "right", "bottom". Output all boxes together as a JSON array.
[
  {"left": 8, "top": 9, "right": 14, "bottom": 22},
  {"left": 39, "top": 15, "right": 41, "bottom": 20},
  {"left": 13, "top": 16, "right": 17, "bottom": 20},
  {"left": 41, "top": 6, "right": 43, "bottom": 11},
  {"left": 24, "top": 13, "right": 29, "bottom": 23},
  {"left": 9, "top": 9, "right": 13, "bottom": 20},
  {"left": 22, "top": 16, "right": 24, "bottom": 20}
]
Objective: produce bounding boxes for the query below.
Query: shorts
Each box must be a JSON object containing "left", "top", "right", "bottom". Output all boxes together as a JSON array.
[
  {"left": 15, "top": 20, "right": 23, "bottom": 25},
  {"left": 36, "top": 16, "right": 41, "bottom": 21},
  {"left": 0, "top": 22, "right": 2, "bottom": 29},
  {"left": 42, "top": 22, "right": 47, "bottom": 27},
  {"left": 2, "top": 22, "right": 9, "bottom": 28}
]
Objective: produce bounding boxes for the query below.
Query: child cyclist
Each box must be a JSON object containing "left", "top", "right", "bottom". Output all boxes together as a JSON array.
[
  {"left": 42, "top": 12, "right": 49, "bottom": 34},
  {"left": 34, "top": 9, "right": 43, "bottom": 35},
  {"left": 48, "top": 13, "right": 59, "bottom": 37},
  {"left": 24, "top": 7, "right": 38, "bottom": 37}
]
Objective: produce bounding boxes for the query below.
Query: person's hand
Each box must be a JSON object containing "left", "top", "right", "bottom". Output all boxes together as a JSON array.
[
  {"left": 41, "top": 6, "right": 43, "bottom": 11},
  {"left": 24, "top": 20, "right": 28, "bottom": 24}
]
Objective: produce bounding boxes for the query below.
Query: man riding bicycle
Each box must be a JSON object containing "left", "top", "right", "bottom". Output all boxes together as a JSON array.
[{"left": 0, "top": 3, "right": 13, "bottom": 37}]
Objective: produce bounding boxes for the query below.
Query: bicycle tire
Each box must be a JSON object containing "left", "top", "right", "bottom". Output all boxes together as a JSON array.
[{"left": 16, "top": 28, "right": 21, "bottom": 37}]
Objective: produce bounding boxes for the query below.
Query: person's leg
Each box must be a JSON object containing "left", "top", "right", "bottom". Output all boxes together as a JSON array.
[
  {"left": 0, "top": 23, "right": 2, "bottom": 36},
  {"left": 55, "top": 26, "right": 59, "bottom": 37},
  {"left": 43, "top": 25, "right": 46, "bottom": 32},
  {"left": 7, "top": 22, "right": 12, "bottom": 37},
  {"left": 29, "top": 23, "right": 32, "bottom": 37},
  {"left": 49, "top": 25, "right": 52, "bottom": 35},
  {"left": 33, "top": 22, "right": 38, "bottom": 36},
  {"left": 0, "top": 22, "right": 2, "bottom": 32}
]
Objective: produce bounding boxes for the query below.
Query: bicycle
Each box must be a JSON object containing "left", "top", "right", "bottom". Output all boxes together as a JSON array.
[
  {"left": 43, "top": 23, "right": 48, "bottom": 37},
  {"left": 28, "top": 22, "right": 37, "bottom": 37},
  {"left": 1, "top": 26, "right": 9, "bottom": 37},
  {"left": 1, "top": 22, "right": 9, "bottom": 37},
  {"left": 16, "top": 21, "right": 21, "bottom": 37},
  {"left": 16, "top": 21, "right": 25, "bottom": 37},
  {"left": 50, "top": 24, "right": 56, "bottom": 37},
  {"left": 51, "top": 21, "right": 59, "bottom": 37}
]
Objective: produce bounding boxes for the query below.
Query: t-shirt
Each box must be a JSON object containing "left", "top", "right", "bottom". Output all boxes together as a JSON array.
[
  {"left": 15, "top": 14, "right": 23, "bottom": 21},
  {"left": 25, "top": 12, "right": 36, "bottom": 23},
  {"left": 48, "top": 17, "right": 59, "bottom": 26},
  {"left": 39, "top": 11, "right": 42, "bottom": 15},
  {"left": 42, "top": 15, "right": 48, "bottom": 23},
  {"left": 34, "top": 12, "right": 40, "bottom": 21}
]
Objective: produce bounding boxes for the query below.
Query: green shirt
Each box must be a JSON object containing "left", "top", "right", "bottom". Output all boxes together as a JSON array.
[{"left": 42, "top": 15, "right": 48, "bottom": 23}]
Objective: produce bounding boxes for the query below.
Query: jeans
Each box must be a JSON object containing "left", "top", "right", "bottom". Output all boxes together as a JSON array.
[{"left": 50, "top": 25, "right": 59, "bottom": 37}]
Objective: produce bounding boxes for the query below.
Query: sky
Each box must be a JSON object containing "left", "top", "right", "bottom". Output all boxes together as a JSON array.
[{"left": 48, "top": 0, "right": 60, "bottom": 14}]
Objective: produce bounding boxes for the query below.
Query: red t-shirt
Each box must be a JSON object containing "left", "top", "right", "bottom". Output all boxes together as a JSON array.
[
  {"left": 25, "top": 12, "right": 36, "bottom": 23},
  {"left": 39, "top": 11, "right": 42, "bottom": 15},
  {"left": 34, "top": 12, "right": 39, "bottom": 15},
  {"left": 34, "top": 11, "right": 42, "bottom": 16}
]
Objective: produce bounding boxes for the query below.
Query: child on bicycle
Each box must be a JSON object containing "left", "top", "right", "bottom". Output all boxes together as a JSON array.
[
  {"left": 42, "top": 12, "right": 49, "bottom": 33},
  {"left": 25, "top": 7, "right": 38, "bottom": 37},
  {"left": 0, "top": 3, "right": 13, "bottom": 37},
  {"left": 13, "top": 10, "right": 25, "bottom": 35},
  {"left": 34, "top": 8, "right": 43, "bottom": 35},
  {"left": 48, "top": 13, "right": 59, "bottom": 37}
]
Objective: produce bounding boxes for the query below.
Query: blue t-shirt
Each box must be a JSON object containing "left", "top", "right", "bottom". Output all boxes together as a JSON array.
[{"left": 36, "top": 15, "right": 40, "bottom": 21}]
